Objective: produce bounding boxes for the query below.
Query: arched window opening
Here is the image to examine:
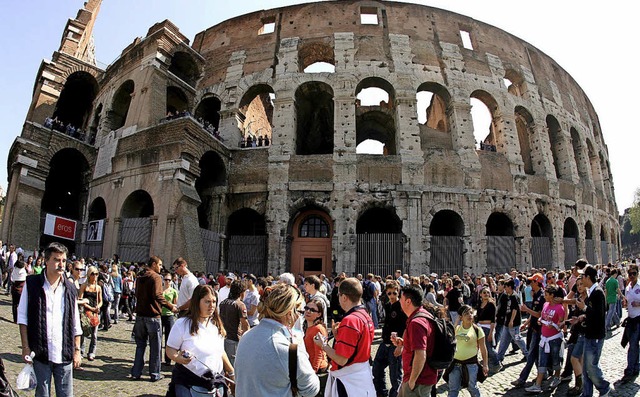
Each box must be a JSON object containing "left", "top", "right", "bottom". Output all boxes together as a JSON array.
[
  {"left": 41, "top": 149, "right": 90, "bottom": 221},
  {"left": 564, "top": 218, "right": 579, "bottom": 238},
  {"left": 299, "top": 215, "right": 330, "bottom": 238},
  {"left": 416, "top": 82, "right": 451, "bottom": 132},
  {"left": 168, "top": 51, "right": 199, "bottom": 87},
  {"left": 585, "top": 222, "right": 594, "bottom": 240},
  {"left": 52, "top": 71, "right": 99, "bottom": 130},
  {"left": 195, "top": 96, "right": 222, "bottom": 131},
  {"left": 121, "top": 190, "right": 154, "bottom": 218},
  {"left": 570, "top": 127, "right": 588, "bottom": 183},
  {"left": 88, "top": 197, "right": 107, "bottom": 221},
  {"left": 356, "top": 110, "right": 396, "bottom": 155},
  {"left": 531, "top": 214, "right": 552, "bottom": 238},
  {"left": 108, "top": 80, "right": 134, "bottom": 131},
  {"left": 531, "top": 214, "right": 553, "bottom": 267},
  {"left": 563, "top": 217, "right": 579, "bottom": 266},
  {"left": 504, "top": 69, "right": 527, "bottom": 96},
  {"left": 295, "top": 81, "right": 334, "bottom": 155},
  {"left": 599, "top": 153, "right": 612, "bottom": 196},
  {"left": 470, "top": 91, "right": 498, "bottom": 151},
  {"left": 586, "top": 139, "right": 603, "bottom": 190},
  {"left": 584, "top": 220, "right": 596, "bottom": 263},
  {"left": 357, "top": 88, "right": 389, "bottom": 106},
  {"left": 486, "top": 212, "right": 514, "bottom": 236},
  {"left": 430, "top": 210, "right": 464, "bottom": 236},
  {"left": 238, "top": 85, "right": 274, "bottom": 147},
  {"left": 195, "top": 151, "right": 226, "bottom": 229},
  {"left": 515, "top": 106, "right": 534, "bottom": 175},
  {"left": 600, "top": 226, "right": 607, "bottom": 242},
  {"left": 356, "top": 139, "right": 384, "bottom": 155},
  {"left": 546, "top": 115, "right": 569, "bottom": 180},
  {"left": 166, "top": 86, "right": 189, "bottom": 117},
  {"left": 228, "top": 209, "right": 266, "bottom": 236},
  {"left": 357, "top": 207, "right": 402, "bottom": 234},
  {"left": 298, "top": 42, "right": 335, "bottom": 73}
]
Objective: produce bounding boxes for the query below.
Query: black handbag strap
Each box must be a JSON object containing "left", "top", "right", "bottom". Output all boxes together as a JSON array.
[{"left": 289, "top": 343, "right": 298, "bottom": 396}]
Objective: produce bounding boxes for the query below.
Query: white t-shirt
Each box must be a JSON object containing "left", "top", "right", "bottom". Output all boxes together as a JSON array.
[
  {"left": 625, "top": 280, "right": 640, "bottom": 319},
  {"left": 243, "top": 289, "right": 260, "bottom": 326},
  {"left": 167, "top": 317, "right": 225, "bottom": 377},
  {"left": 177, "top": 272, "right": 199, "bottom": 308},
  {"left": 218, "top": 286, "right": 231, "bottom": 305}
]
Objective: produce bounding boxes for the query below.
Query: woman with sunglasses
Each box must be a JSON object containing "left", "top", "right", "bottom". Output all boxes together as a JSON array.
[
  {"left": 303, "top": 297, "right": 329, "bottom": 396},
  {"left": 475, "top": 286, "right": 501, "bottom": 373},
  {"left": 79, "top": 265, "right": 102, "bottom": 361},
  {"left": 235, "top": 283, "right": 319, "bottom": 397},
  {"left": 162, "top": 272, "right": 178, "bottom": 365}
]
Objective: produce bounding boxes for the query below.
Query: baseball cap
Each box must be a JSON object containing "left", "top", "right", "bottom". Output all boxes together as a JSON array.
[
  {"left": 226, "top": 273, "right": 237, "bottom": 280},
  {"left": 430, "top": 273, "right": 437, "bottom": 278},
  {"left": 528, "top": 273, "right": 544, "bottom": 284}
]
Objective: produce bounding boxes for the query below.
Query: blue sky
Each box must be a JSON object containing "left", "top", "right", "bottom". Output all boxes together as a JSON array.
[{"left": 0, "top": 0, "right": 636, "bottom": 213}]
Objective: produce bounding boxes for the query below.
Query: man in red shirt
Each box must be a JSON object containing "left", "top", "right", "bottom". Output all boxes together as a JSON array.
[
  {"left": 393, "top": 284, "right": 437, "bottom": 396},
  {"left": 318, "top": 277, "right": 375, "bottom": 396}
]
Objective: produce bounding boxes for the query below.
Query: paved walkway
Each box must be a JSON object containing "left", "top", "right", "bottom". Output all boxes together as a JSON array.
[{"left": 0, "top": 292, "right": 638, "bottom": 396}]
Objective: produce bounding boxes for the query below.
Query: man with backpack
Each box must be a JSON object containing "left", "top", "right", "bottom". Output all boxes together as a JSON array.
[
  {"left": 362, "top": 273, "right": 379, "bottom": 328},
  {"left": 393, "top": 284, "right": 439, "bottom": 396}
]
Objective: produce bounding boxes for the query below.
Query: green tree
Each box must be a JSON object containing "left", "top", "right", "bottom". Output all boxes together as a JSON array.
[{"left": 630, "top": 188, "right": 640, "bottom": 234}]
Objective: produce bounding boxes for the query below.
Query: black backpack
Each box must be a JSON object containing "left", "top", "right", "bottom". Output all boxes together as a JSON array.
[
  {"left": 412, "top": 311, "right": 456, "bottom": 370},
  {"left": 361, "top": 280, "right": 374, "bottom": 302}
]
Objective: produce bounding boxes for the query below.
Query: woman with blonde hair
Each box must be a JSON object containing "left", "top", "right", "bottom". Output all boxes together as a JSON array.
[
  {"left": 235, "top": 283, "right": 320, "bottom": 397},
  {"left": 79, "top": 265, "right": 102, "bottom": 361}
]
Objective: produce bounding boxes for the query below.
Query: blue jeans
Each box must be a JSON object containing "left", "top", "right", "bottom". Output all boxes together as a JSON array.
[
  {"left": 605, "top": 303, "right": 619, "bottom": 329},
  {"left": 447, "top": 362, "right": 480, "bottom": 397},
  {"left": 162, "top": 314, "right": 176, "bottom": 364},
  {"left": 224, "top": 339, "right": 239, "bottom": 367},
  {"left": 517, "top": 329, "right": 540, "bottom": 382},
  {"left": 582, "top": 338, "right": 610, "bottom": 397},
  {"left": 626, "top": 320, "right": 640, "bottom": 376},
  {"left": 113, "top": 293, "right": 121, "bottom": 323},
  {"left": 33, "top": 359, "right": 73, "bottom": 397},
  {"left": 373, "top": 342, "right": 403, "bottom": 397},
  {"left": 81, "top": 325, "right": 98, "bottom": 356},
  {"left": 175, "top": 384, "right": 226, "bottom": 397},
  {"left": 482, "top": 328, "right": 500, "bottom": 367},
  {"left": 131, "top": 316, "right": 162, "bottom": 380},
  {"left": 538, "top": 337, "right": 563, "bottom": 375},
  {"left": 497, "top": 326, "right": 527, "bottom": 362},
  {"left": 366, "top": 299, "right": 379, "bottom": 328}
]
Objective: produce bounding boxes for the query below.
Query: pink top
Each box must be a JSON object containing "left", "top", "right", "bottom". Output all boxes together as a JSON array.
[{"left": 540, "top": 302, "right": 565, "bottom": 338}]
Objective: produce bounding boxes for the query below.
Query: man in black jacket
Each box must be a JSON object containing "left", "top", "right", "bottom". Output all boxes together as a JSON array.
[{"left": 574, "top": 265, "right": 613, "bottom": 397}]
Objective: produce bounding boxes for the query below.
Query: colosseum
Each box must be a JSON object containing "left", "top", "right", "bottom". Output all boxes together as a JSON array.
[{"left": 2, "top": 0, "right": 620, "bottom": 277}]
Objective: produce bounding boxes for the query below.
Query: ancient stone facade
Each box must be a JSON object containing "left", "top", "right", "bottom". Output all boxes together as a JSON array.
[{"left": 2, "top": 1, "right": 619, "bottom": 276}]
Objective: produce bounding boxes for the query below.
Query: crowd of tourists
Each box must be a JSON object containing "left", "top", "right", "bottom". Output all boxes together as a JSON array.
[{"left": 1, "top": 239, "right": 638, "bottom": 397}]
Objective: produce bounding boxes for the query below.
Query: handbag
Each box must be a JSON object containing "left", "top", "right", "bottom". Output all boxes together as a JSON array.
[{"left": 85, "top": 310, "right": 100, "bottom": 327}]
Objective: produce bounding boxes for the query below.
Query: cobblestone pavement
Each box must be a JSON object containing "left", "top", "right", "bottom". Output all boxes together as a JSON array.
[{"left": 0, "top": 292, "right": 638, "bottom": 396}]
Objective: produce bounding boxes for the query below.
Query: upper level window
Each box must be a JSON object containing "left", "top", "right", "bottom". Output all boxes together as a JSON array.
[
  {"left": 299, "top": 216, "right": 330, "bottom": 238},
  {"left": 360, "top": 7, "right": 378, "bottom": 25},
  {"left": 460, "top": 30, "right": 473, "bottom": 50},
  {"left": 259, "top": 17, "right": 276, "bottom": 35}
]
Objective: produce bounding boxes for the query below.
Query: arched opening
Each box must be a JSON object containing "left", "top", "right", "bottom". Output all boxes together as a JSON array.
[
  {"left": 600, "top": 225, "right": 609, "bottom": 264},
  {"left": 531, "top": 214, "right": 553, "bottom": 267},
  {"left": 470, "top": 91, "right": 499, "bottom": 152},
  {"left": 611, "top": 227, "right": 618, "bottom": 262},
  {"left": 486, "top": 212, "right": 515, "bottom": 273},
  {"left": 585, "top": 221, "right": 596, "bottom": 264},
  {"left": 88, "top": 197, "right": 107, "bottom": 221},
  {"left": 118, "top": 190, "right": 154, "bottom": 262},
  {"left": 298, "top": 42, "right": 335, "bottom": 73},
  {"left": 563, "top": 217, "right": 579, "bottom": 266},
  {"left": 504, "top": 69, "right": 527, "bottom": 96},
  {"left": 168, "top": 51, "right": 199, "bottom": 87},
  {"left": 356, "top": 207, "right": 403, "bottom": 276},
  {"left": 546, "top": 115, "right": 569, "bottom": 180},
  {"left": 515, "top": 106, "right": 535, "bottom": 175},
  {"left": 238, "top": 85, "right": 274, "bottom": 147},
  {"left": 53, "top": 71, "right": 99, "bottom": 130},
  {"left": 586, "top": 139, "right": 603, "bottom": 190},
  {"left": 195, "top": 151, "right": 226, "bottom": 230},
  {"left": 195, "top": 96, "right": 222, "bottom": 131},
  {"left": 570, "top": 127, "right": 588, "bottom": 183},
  {"left": 295, "top": 81, "right": 334, "bottom": 155},
  {"left": 227, "top": 208, "right": 267, "bottom": 275},
  {"left": 166, "top": 86, "right": 189, "bottom": 116},
  {"left": 40, "top": 148, "right": 90, "bottom": 253},
  {"left": 416, "top": 82, "right": 451, "bottom": 131},
  {"left": 290, "top": 209, "right": 333, "bottom": 276},
  {"left": 108, "top": 80, "right": 134, "bottom": 131},
  {"left": 429, "top": 210, "right": 464, "bottom": 276},
  {"left": 356, "top": 77, "right": 396, "bottom": 155}
]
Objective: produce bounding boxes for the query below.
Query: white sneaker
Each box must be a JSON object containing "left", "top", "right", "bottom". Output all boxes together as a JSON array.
[
  {"left": 525, "top": 384, "right": 542, "bottom": 393},
  {"left": 549, "top": 376, "right": 561, "bottom": 389}
]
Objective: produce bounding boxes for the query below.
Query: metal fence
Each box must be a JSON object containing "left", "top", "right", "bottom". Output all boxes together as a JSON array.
[
  {"left": 563, "top": 238, "right": 578, "bottom": 267},
  {"left": 430, "top": 236, "right": 463, "bottom": 276},
  {"left": 601, "top": 241, "right": 609, "bottom": 264},
  {"left": 531, "top": 237, "right": 552, "bottom": 268},
  {"left": 486, "top": 236, "right": 515, "bottom": 274},
  {"left": 355, "top": 233, "right": 404, "bottom": 277},
  {"left": 585, "top": 239, "right": 596, "bottom": 264},
  {"left": 200, "top": 228, "right": 221, "bottom": 274},
  {"left": 226, "top": 235, "right": 267, "bottom": 276},
  {"left": 118, "top": 218, "right": 152, "bottom": 263}
]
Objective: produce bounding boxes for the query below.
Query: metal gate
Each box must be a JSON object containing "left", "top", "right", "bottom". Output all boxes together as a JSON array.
[
  {"left": 585, "top": 239, "right": 595, "bottom": 264},
  {"left": 356, "top": 233, "right": 404, "bottom": 277},
  {"left": 610, "top": 243, "right": 617, "bottom": 262},
  {"left": 227, "top": 235, "right": 267, "bottom": 276},
  {"left": 84, "top": 242, "right": 103, "bottom": 259},
  {"left": 430, "top": 236, "right": 463, "bottom": 276},
  {"left": 486, "top": 236, "right": 515, "bottom": 274},
  {"left": 601, "top": 241, "right": 609, "bottom": 264},
  {"left": 118, "top": 218, "right": 152, "bottom": 263},
  {"left": 563, "top": 238, "right": 578, "bottom": 267},
  {"left": 200, "top": 228, "right": 221, "bottom": 275},
  {"left": 531, "top": 237, "right": 552, "bottom": 268}
]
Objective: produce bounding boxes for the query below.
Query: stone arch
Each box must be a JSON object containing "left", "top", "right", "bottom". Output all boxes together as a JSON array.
[
  {"left": 118, "top": 190, "right": 154, "bottom": 263},
  {"left": 470, "top": 90, "right": 502, "bottom": 152},
  {"left": 237, "top": 84, "right": 274, "bottom": 144},
  {"left": 514, "top": 106, "right": 535, "bottom": 175},
  {"left": 546, "top": 115, "right": 570, "bottom": 180},
  {"left": 531, "top": 213, "right": 553, "bottom": 267},
  {"left": 53, "top": 71, "right": 99, "bottom": 130},
  {"left": 504, "top": 68, "right": 527, "bottom": 96},
  {"left": 429, "top": 209, "right": 465, "bottom": 276},
  {"left": 298, "top": 41, "right": 335, "bottom": 72},
  {"left": 168, "top": 51, "right": 200, "bottom": 87},
  {"left": 356, "top": 207, "right": 402, "bottom": 234},
  {"left": 570, "top": 127, "right": 589, "bottom": 183},
  {"left": 195, "top": 151, "right": 227, "bottom": 230},
  {"left": 416, "top": 82, "right": 451, "bottom": 132},
  {"left": 586, "top": 139, "right": 603, "bottom": 189},
  {"left": 120, "top": 190, "right": 154, "bottom": 218},
  {"left": 486, "top": 212, "right": 514, "bottom": 236},
  {"left": 356, "top": 77, "right": 396, "bottom": 155},
  {"left": 194, "top": 95, "right": 222, "bottom": 130},
  {"left": 486, "top": 212, "right": 515, "bottom": 273},
  {"left": 41, "top": 148, "right": 90, "bottom": 221},
  {"left": 563, "top": 217, "right": 579, "bottom": 266},
  {"left": 108, "top": 80, "right": 134, "bottom": 131},
  {"left": 88, "top": 197, "right": 107, "bottom": 221},
  {"left": 584, "top": 220, "right": 595, "bottom": 264},
  {"left": 290, "top": 206, "right": 333, "bottom": 276},
  {"left": 295, "top": 81, "right": 334, "bottom": 155}
]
